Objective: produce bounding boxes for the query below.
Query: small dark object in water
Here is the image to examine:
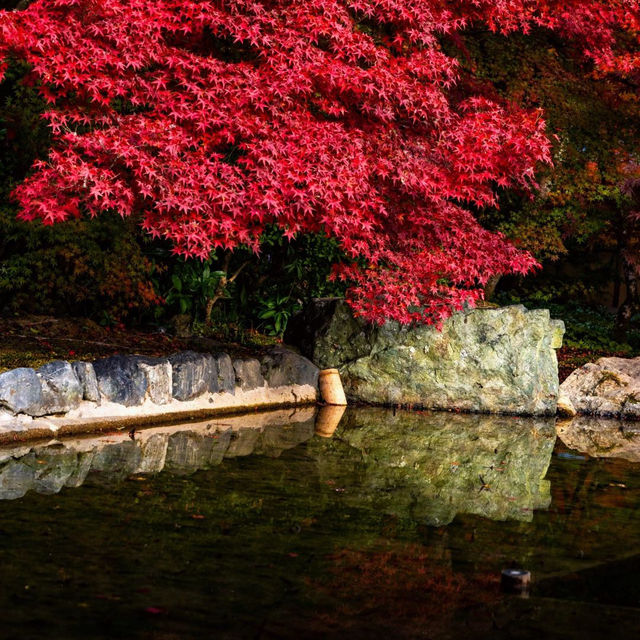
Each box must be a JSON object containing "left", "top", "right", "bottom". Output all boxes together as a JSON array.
[
  {"left": 501, "top": 568, "right": 531, "bottom": 595},
  {"left": 129, "top": 428, "right": 136, "bottom": 440}
]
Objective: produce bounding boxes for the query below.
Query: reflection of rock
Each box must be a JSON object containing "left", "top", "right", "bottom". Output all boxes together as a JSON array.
[
  {"left": 0, "top": 459, "right": 37, "bottom": 500},
  {"left": 287, "top": 299, "right": 563, "bottom": 415},
  {"left": 0, "top": 407, "right": 318, "bottom": 499},
  {"left": 560, "top": 357, "right": 640, "bottom": 419},
  {"left": 31, "top": 444, "right": 80, "bottom": 494},
  {"left": 310, "top": 408, "right": 556, "bottom": 525},
  {"left": 165, "top": 429, "right": 232, "bottom": 474},
  {"left": 557, "top": 416, "right": 640, "bottom": 462},
  {"left": 255, "top": 422, "right": 316, "bottom": 458}
]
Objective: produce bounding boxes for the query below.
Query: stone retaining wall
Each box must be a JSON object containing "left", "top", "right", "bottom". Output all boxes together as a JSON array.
[{"left": 0, "top": 347, "right": 319, "bottom": 443}]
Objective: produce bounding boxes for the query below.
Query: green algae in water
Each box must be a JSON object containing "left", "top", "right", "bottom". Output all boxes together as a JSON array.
[{"left": 0, "top": 408, "right": 638, "bottom": 639}]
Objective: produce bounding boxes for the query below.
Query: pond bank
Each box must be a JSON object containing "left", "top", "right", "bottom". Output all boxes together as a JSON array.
[{"left": 0, "top": 347, "right": 319, "bottom": 444}]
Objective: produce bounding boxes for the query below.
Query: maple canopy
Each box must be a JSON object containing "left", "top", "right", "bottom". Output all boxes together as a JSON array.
[{"left": 0, "top": 1, "right": 639, "bottom": 324}]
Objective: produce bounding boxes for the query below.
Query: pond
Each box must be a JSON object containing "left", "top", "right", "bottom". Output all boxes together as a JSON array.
[{"left": 0, "top": 407, "right": 639, "bottom": 639}]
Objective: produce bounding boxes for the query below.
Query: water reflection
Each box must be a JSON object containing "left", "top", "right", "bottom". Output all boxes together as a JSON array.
[
  {"left": 0, "top": 406, "right": 556, "bottom": 528},
  {"left": 310, "top": 408, "right": 556, "bottom": 525},
  {"left": 0, "top": 407, "right": 318, "bottom": 500},
  {"left": 558, "top": 416, "right": 640, "bottom": 462}
]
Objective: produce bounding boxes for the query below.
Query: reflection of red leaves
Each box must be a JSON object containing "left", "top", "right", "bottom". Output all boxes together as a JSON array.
[
  {"left": 312, "top": 545, "right": 500, "bottom": 633},
  {"left": 144, "top": 607, "right": 166, "bottom": 615},
  {"left": 191, "top": 514, "right": 205, "bottom": 520}
]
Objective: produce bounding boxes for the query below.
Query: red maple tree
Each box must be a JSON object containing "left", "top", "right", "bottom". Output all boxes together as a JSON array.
[{"left": 0, "top": 1, "right": 638, "bottom": 324}]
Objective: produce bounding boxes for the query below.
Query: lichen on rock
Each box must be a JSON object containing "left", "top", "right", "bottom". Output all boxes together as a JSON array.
[{"left": 287, "top": 299, "right": 564, "bottom": 416}]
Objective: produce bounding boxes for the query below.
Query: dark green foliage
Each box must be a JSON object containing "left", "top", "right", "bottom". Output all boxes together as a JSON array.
[
  {"left": 154, "top": 226, "right": 346, "bottom": 336},
  {"left": 0, "top": 60, "right": 161, "bottom": 323}
]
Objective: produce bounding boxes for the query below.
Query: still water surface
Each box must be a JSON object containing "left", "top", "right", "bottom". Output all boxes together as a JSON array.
[{"left": 0, "top": 407, "right": 639, "bottom": 639}]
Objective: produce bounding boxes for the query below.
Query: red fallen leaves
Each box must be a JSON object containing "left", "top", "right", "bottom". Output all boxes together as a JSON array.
[{"left": 0, "top": 1, "right": 638, "bottom": 324}]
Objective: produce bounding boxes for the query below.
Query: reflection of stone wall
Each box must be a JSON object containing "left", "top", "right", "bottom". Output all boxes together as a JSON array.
[
  {"left": 0, "top": 407, "right": 556, "bottom": 530},
  {"left": 287, "top": 299, "right": 564, "bottom": 415},
  {"left": 0, "top": 347, "right": 319, "bottom": 443},
  {"left": 0, "top": 407, "right": 318, "bottom": 500},
  {"left": 309, "top": 408, "right": 556, "bottom": 525}
]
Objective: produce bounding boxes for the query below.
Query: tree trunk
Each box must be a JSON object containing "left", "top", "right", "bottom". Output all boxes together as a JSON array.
[{"left": 483, "top": 274, "right": 502, "bottom": 302}]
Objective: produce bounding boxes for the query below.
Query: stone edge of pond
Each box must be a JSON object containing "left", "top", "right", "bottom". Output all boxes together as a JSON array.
[{"left": 0, "top": 346, "right": 320, "bottom": 444}]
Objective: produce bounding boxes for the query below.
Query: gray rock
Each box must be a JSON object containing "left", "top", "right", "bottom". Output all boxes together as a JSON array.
[
  {"left": 72, "top": 361, "right": 101, "bottom": 403},
  {"left": 0, "top": 368, "right": 42, "bottom": 416},
  {"left": 233, "top": 357, "right": 265, "bottom": 390},
  {"left": 211, "top": 352, "right": 235, "bottom": 394},
  {"left": 36, "top": 360, "right": 83, "bottom": 414},
  {"left": 93, "top": 355, "right": 148, "bottom": 406},
  {"left": 287, "top": 299, "right": 564, "bottom": 416},
  {"left": 560, "top": 356, "right": 640, "bottom": 419},
  {"left": 169, "top": 351, "right": 215, "bottom": 400},
  {"left": 260, "top": 347, "right": 320, "bottom": 389},
  {"left": 137, "top": 357, "right": 172, "bottom": 405}
]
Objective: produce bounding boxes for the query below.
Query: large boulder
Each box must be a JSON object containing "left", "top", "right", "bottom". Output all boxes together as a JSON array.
[
  {"left": 233, "top": 357, "right": 265, "bottom": 391},
  {"left": 286, "top": 298, "right": 564, "bottom": 415},
  {"left": 559, "top": 356, "right": 640, "bottom": 419}
]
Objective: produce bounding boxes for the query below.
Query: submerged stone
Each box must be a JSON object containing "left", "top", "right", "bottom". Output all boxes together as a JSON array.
[{"left": 287, "top": 299, "right": 564, "bottom": 416}]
